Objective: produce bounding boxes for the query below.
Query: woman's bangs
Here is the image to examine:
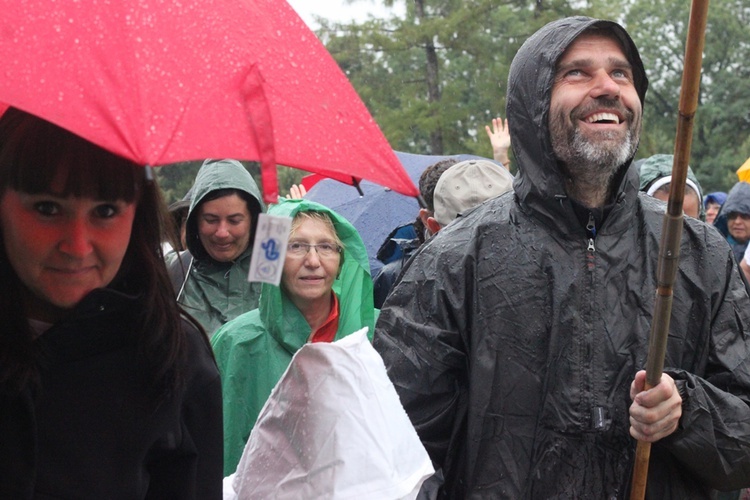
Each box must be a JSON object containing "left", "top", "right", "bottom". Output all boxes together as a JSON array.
[{"left": 0, "top": 108, "right": 142, "bottom": 202}]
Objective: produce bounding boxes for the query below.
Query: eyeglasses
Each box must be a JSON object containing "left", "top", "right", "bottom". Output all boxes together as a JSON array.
[{"left": 287, "top": 241, "right": 342, "bottom": 258}]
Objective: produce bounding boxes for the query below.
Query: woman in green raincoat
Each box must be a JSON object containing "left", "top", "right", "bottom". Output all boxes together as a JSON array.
[{"left": 211, "top": 198, "right": 377, "bottom": 475}]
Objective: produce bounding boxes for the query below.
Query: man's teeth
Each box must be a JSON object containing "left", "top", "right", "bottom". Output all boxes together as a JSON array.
[{"left": 586, "top": 112, "right": 620, "bottom": 124}]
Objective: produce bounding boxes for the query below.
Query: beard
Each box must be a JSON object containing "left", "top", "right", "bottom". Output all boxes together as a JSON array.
[{"left": 549, "top": 98, "right": 640, "bottom": 186}]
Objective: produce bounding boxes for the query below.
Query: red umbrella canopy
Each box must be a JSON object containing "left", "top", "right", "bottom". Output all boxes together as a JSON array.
[{"left": 0, "top": 0, "right": 417, "bottom": 203}]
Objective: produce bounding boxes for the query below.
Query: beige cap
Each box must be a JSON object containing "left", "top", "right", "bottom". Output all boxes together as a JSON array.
[{"left": 433, "top": 159, "right": 513, "bottom": 226}]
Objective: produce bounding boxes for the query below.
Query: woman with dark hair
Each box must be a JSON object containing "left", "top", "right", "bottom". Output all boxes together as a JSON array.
[
  {"left": 168, "top": 159, "right": 265, "bottom": 337},
  {"left": 0, "top": 107, "right": 223, "bottom": 498}
]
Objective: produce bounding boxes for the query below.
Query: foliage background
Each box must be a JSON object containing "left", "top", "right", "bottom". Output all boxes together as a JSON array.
[{"left": 158, "top": 0, "right": 750, "bottom": 202}]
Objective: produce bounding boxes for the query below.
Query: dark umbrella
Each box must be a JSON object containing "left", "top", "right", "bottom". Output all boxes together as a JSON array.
[{"left": 305, "top": 151, "right": 501, "bottom": 275}]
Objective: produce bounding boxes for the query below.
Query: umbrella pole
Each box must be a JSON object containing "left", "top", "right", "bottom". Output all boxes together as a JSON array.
[
  {"left": 353, "top": 178, "right": 365, "bottom": 197},
  {"left": 629, "top": 0, "right": 710, "bottom": 498}
]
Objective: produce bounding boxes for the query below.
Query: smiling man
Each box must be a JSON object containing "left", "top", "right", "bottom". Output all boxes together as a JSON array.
[{"left": 374, "top": 17, "right": 750, "bottom": 498}]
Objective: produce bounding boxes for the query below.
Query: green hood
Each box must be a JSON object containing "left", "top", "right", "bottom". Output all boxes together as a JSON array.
[
  {"left": 259, "top": 198, "right": 375, "bottom": 346},
  {"left": 211, "top": 198, "right": 376, "bottom": 475},
  {"left": 185, "top": 159, "right": 265, "bottom": 261},
  {"left": 638, "top": 154, "right": 705, "bottom": 221}
]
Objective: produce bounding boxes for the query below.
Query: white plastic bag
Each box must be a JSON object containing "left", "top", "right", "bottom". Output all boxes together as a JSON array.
[{"left": 226, "top": 328, "right": 434, "bottom": 499}]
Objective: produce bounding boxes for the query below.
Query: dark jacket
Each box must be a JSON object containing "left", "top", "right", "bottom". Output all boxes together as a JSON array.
[
  {"left": 373, "top": 16, "right": 750, "bottom": 499},
  {"left": 0, "top": 289, "right": 223, "bottom": 499},
  {"left": 372, "top": 225, "right": 421, "bottom": 309}
]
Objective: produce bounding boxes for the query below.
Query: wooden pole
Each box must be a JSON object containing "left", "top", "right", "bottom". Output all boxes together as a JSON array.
[{"left": 629, "top": 0, "right": 710, "bottom": 498}]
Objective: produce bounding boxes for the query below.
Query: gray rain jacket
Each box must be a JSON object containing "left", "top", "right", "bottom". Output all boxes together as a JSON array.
[
  {"left": 171, "top": 159, "right": 265, "bottom": 337},
  {"left": 374, "top": 17, "right": 750, "bottom": 499}
]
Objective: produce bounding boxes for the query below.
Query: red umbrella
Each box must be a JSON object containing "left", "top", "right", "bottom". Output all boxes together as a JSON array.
[{"left": 0, "top": 0, "right": 417, "bottom": 204}]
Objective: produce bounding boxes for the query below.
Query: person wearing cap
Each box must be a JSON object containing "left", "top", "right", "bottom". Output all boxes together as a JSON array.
[
  {"left": 424, "top": 158, "right": 514, "bottom": 234},
  {"left": 638, "top": 153, "right": 704, "bottom": 220},
  {"left": 167, "top": 159, "right": 265, "bottom": 337},
  {"left": 372, "top": 158, "right": 458, "bottom": 309},
  {"left": 374, "top": 17, "right": 750, "bottom": 497},
  {"left": 704, "top": 191, "right": 727, "bottom": 225}
]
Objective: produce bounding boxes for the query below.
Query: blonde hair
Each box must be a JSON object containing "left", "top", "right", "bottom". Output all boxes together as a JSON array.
[{"left": 290, "top": 211, "right": 345, "bottom": 250}]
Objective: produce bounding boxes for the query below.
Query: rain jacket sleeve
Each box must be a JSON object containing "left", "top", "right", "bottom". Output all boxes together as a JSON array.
[
  {"left": 373, "top": 224, "right": 473, "bottom": 470},
  {"left": 658, "top": 244, "right": 750, "bottom": 490}
]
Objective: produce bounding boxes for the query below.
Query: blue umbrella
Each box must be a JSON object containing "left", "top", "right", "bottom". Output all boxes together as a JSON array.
[{"left": 305, "top": 151, "right": 499, "bottom": 275}]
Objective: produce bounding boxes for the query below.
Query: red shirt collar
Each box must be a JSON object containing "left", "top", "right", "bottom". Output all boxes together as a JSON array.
[{"left": 309, "top": 292, "right": 340, "bottom": 343}]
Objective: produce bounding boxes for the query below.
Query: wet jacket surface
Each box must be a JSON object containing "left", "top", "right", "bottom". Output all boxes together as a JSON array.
[
  {"left": 210, "top": 199, "right": 378, "bottom": 476},
  {"left": 0, "top": 288, "right": 223, "bottom": 499},
  {"left": 373, "top": 234, "right": 421, "bottom": 308},
  {"left": 173, "top": 159, "right": 264, "bottom": 337},
  {"left": 373, "top": 17, "right": 750, "bottom": 499}
]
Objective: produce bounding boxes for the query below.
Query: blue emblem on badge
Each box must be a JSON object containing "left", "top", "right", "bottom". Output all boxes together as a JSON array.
[{"left": 262, "top": 239, "right": 280, "bottom": 261}]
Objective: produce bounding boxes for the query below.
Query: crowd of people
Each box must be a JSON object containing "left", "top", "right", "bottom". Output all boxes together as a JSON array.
[{"left": 2, "top": 14, "right": 749, "bottom": 500}]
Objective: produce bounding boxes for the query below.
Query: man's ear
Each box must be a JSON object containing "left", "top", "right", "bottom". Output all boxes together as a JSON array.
[
  {"left": 425, "top": 216, "right": 442, "bottom": 235},
  {"left": 418, "top": 208, "right": 432, "bottom": 228}
]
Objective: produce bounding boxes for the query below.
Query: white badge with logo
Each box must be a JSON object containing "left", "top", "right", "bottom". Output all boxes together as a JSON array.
[{"left": 248, "top": 213, "right": 292, "bottom": 285}]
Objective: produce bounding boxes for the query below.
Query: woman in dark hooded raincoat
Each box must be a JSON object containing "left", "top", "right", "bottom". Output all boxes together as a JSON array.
[
  {"left": 374, "top": 17, "right": 750, "bottom": 498},
  {"left": 714, "top": 181, "right": 750, "bottom": 263}
]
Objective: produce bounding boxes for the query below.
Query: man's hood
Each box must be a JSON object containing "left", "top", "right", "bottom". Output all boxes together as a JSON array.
[
  {"left": 507, "top": 16, "right": 648, "bottom": 216},
  {"left": 185, "top": 159, "right": 265, "bottom": 260}
]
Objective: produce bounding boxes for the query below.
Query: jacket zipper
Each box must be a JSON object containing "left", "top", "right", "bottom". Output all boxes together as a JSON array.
[
  {"left": 585, "top": 212, "right": 608, "bottom": 430},
  {"left": 586, "top": 212, "right": 596, "bottom": 254}
]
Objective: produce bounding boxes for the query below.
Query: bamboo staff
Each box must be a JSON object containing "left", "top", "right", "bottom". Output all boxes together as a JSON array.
[{"left": 629, "top": 0, "right": 710, "bottom": 498}]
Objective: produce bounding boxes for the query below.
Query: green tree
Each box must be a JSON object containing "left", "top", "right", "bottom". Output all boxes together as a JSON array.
[
  {"left": 155, "top": 161, "right": 265, "bottom": 205},
  {"left": 320, "top": 0, "right": 750, "bottom": 191},
  {"left": 320, "top": 0, "right": 579, "bottom": 157},
  {"left": 626, "top": 0, "right": 750, "bottom": 192},
  {"left": 155, "top": 161, "right": 202, "bottom": 205}
]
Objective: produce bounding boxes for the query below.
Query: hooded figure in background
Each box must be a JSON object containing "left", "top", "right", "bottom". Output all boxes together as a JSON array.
[
  {"left": 211, "top": 198, "right": 377, "bottom": 476},
  {"left": 168, "top": 159, "right": 265, "bottom": 337},
  {"left": 714, "top": 182, "right": 750, "bottom": 263},
  {"left": 638, "top": 153, "right": 705, "bottom": 221},
  {"left": 704, "top": 191, "right": 727, "bottom": 225},
  {"left": 374, "top": 17, "right": 750, "bottom": 498}
]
